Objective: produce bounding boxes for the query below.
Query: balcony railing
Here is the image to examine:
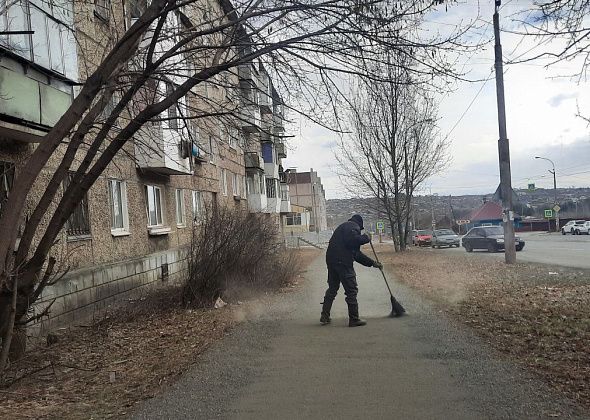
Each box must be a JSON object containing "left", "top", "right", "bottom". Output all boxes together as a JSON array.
[
  {"left": 273, "top": 113, "right": 284, "bottom": 133},
  {"left": 244, "top": 152, "right": 265, "bottom": 171},
  {"left": 276, "top": 142, "right": 287, "bottom": 159},
  {"left": 134, "top": 125, "right": 192, "bottom": 175}
]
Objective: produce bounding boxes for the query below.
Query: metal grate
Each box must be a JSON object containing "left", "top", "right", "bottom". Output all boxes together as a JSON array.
[{"left": 63, "top": 173, "right": 91, "bottom": 237}]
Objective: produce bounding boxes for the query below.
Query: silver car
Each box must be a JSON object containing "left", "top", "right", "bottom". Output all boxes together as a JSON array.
[{"left": 431, "top": 229, "right": 460, "bottom": 248}]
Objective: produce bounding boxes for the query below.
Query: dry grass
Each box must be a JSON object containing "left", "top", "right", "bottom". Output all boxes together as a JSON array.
[
  {"left": 377, "top": 245, "right": 590, "bottom": 410},
  {"left": 0, "top": 249, "right": 320, "bottom": 419}
]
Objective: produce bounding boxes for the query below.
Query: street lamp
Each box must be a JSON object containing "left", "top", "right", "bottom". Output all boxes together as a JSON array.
[{"left": 534, "top": 156, "right": 559, "bottom": 231}]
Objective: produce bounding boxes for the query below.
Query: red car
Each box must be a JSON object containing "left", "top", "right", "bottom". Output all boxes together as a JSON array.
[{"left": 412, "top": 230, "right": 432, "bottom": 247}]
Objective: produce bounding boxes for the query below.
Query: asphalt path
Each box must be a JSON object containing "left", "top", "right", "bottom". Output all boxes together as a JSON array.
[
  {"left": 132, "top": 251, "right": 584, "bottom": 419},
  {"left": 449, "top": 232, "right": 590, "bottom": 269}
]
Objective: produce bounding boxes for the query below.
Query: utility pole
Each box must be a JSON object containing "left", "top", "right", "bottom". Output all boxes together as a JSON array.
[
  {"left": 493, "top": 1, "right": 516, "bottom": 264},
  {"left": 535, "top": 156, "right": 559, "bottom": 232}
]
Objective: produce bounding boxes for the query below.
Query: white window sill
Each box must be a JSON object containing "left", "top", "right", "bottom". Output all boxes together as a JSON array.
[
  {"left": 177, "top": 223, "right": 187, "bottom": 229},
  {"left": 111, "top": 230, "right": 131, "bottom": 237},
  {"left": 148, "top": 226, "right": 171, "bottom": 236}
]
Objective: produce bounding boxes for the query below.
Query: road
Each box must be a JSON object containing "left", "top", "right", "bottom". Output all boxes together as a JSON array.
[
  {"left": 449, "top": 232, "right": 590, "bottom": 269},
  {"left": 132, "top": 252, "right": 583, "bottom": 419}
]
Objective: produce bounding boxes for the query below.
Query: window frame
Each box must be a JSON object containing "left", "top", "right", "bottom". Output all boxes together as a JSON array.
[
  {"left": 1, "top": 1, "right": 77, "bottom": 80},
  {"left": 221, "top": 168, "right": 228, "bottom": 196},
  {"left": 108, "top": 179, "right": 130, "bottom": 236},
  {"left": 265, "top": 177, "right": 276, "bottom": 199},
  {"left": 191, "top": 190, "right": 202, "bottom": 223},
  {"left": 232, "top": 172, "right": 239, "bottom": 197},
  {"left": 145, "top": 184, "right": 164, "bottom": 227},
  {"left": 175, "top": 188, "right": 186, "bottom": 227},
  {"left": 94, "top": 0, "right": 111, "bottom": 22}
]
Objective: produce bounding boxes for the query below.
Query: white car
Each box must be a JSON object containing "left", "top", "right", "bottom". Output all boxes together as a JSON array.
[
  {"left": 574, "top": 221, "right": 590, "bottom": 235},
  {"left": 561, "top": 220, "right": 586, "bottom": 235}
]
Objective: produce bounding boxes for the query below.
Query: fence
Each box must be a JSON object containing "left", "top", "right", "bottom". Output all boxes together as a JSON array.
[{"left": 284, "top": 230, "right": 332, "bottom": 249}]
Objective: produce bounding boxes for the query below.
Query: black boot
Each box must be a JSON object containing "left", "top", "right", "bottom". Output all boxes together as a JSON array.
[
  {"left": 347, "top": 303, "right": 367, "bottom": 327},
  {"left": 320, "top": 300, "right": 333, "bottom": 325}
]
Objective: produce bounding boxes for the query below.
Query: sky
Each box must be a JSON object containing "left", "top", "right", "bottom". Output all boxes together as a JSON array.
[{"left": 282, "top": 1, "right": 590, "bottom": 199}]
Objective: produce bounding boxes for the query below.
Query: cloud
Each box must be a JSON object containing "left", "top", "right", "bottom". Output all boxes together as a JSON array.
[{"left": 548, "top": 92, "right": 578, "bottom": 108}]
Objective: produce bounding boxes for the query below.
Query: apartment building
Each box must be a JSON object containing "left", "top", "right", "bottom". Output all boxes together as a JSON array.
[
  {"left": 286, "top": 169, "right": 328, "bottom": 232},
  {"left": 0, "top": 0, "right": 289, "bottom": 329}
]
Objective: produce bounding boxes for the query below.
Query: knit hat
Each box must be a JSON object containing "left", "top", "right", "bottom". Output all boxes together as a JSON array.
[{"left": 349, "top": 214, "right": 364, "bottom": 229}]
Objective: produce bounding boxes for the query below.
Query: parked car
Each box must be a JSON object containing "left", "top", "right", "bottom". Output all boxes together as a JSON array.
[
  {"left": 575, "top": 221, "right": 590, "bottom": 235},
  {"left": 412, "top": 229, "right": 432, "bottom": 247},
  {"left": 431, "top": 229, "right": 460, "bottom": 248},
  {"left": 562, "top": 220, "right": 587, "bottom": 235},
  {"left": 462, "top": 226, "right": 525, "bottom": 253}
]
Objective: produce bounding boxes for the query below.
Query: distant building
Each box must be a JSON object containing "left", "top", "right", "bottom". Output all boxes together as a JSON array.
[
  {"left": 466, "top": 201, "right": 521, "bottom": 231},
  {"left": 286, "top": 169, "right": 328, "bottom": 232},
  {"left": 283, "top": 204, "right": 312, "bottom": 234}
]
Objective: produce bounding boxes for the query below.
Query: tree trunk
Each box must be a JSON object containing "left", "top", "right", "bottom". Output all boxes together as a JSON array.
[{"left": 0, "top": 275, "right": 18, "bottom": 371}]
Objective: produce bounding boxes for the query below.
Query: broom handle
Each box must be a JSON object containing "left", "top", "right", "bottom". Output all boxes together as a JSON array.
[{"left": 369, "top": 240, "right": 394, "bottom": 297}]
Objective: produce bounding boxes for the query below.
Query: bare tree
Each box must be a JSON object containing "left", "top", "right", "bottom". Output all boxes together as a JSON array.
[
  {"left": 338, "top": 55, "right": 449, "bottom": 251},
  {"left": 0, "top": 0, "right": 469, "bottom": 368}
]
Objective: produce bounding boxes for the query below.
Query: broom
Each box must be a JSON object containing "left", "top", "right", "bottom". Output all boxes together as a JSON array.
[{"left": 369, "top": 240, "right": 406, "bottom": 317}]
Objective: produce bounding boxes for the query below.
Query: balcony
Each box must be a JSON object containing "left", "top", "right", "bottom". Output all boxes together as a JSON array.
[
  {"left": 280, "top": 183, "right": 291, "bottom": 213},
  {"left": 276, "top": 142, "right": 287, "bottom": 159},
  {"left": 258, "top": 68, "right": 273, "bottom": 114},
  {"left": 0, "top": 66, "right": 72, "bottom": 141},
  {"left": 244, "top": 152, "right": 264, "bottom": 171},
  {"left": 238, "top": 63, "right": 258, "bottom": 83},
  {"left": 240, "top": 103, "right": 261, "bottom": 132},
  {"left": 247, "top": 192, "right": 269, "bottom": 213},
  {"left": 135, "top": 124, "right": 192, "bottom": 175},
  {"left": 272, "top": 113, "right": 284, "bottom": 133}
]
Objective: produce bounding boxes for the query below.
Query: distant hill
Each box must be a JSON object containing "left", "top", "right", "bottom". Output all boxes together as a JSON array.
[{"left": 327, "top": 188, "right": 590, "bottom": 230}]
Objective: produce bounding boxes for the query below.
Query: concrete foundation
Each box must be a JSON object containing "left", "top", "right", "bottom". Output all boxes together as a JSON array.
[{"left": 32, "top": 247, "right": 188, "bottom": 335}]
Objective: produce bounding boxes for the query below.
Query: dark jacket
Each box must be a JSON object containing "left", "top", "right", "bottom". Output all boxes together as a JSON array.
[{"left": 326, "top": 220, "right": 375, "bottom": 268}]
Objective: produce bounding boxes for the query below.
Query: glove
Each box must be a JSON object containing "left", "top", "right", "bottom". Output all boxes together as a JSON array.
[{"left": 373, "top": 261, "right": 383, "bottom": 269}]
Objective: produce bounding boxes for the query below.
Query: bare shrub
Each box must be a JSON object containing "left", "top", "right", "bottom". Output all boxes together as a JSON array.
[{"left": 183, "top": 206, "right": 299, "bottom": 307}]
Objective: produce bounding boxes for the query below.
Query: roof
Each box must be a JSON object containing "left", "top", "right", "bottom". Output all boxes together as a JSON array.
[{"left": 470, "top": 201, "right": 503, "bottom": 221}]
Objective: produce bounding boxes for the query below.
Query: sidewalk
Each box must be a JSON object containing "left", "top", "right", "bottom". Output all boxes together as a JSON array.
[{"left": 132, "top": 252, "right": 584, "bottom": 419}]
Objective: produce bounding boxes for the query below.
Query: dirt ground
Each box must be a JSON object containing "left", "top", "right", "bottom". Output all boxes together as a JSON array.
[
  {"left": 377, "top": 245, "right": 590, "bottom": 410},
  {"left": 0, "top": 248, "right": 320, "bottom": 420}
]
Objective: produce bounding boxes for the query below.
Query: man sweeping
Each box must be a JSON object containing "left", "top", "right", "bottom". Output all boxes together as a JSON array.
[{"left": 321, "top": 214, "right": 383, "bottom": 327}]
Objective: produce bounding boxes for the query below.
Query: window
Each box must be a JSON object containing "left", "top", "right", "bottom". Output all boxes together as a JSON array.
[
  {"left": 95, "top": 0, "right": 110, "bottom": 21},
  {"left": 246, "top": 174, "right": 256, "bottom": 195},
  {"left": 265, "top": 178, "right": 276, "bottom": 198},
  {"left": 191, "top": 190, "right": 202, "bottom": 222},
  {"left": 287, "top": 214, "right": 302, "bottom": 226},
  {"left": 232, "top": 173, "right": 239, "bottom": 196},
  {"left": 63, "top": 172, "right": 91, "bottom": 237},
  {"left": 127, "top": 0, "right": 146, "bottom": 27},
  {"left": 221, "top": 168, "right": 227, "bottom": 196},
  {"left": 0, "top": 161, "right": 15, "bottom": 219},
  {"left": 145, "top": 185, "right": 163, "bottom": 226},
  {"left": 1, "top": 1, "right": 77, "bottom": 80},
  {"left": 228, "top": 127, "right": 237, "bottom": 149},
  {"left": 208, "top": 136, "right": 216, "bottom": 164},
  {"left": 262, "top": 142, "right": 273, "bottom": 163},
  {"left": 175, "top": 189, "right": 185, "bottom": 226},
  {"left": 108, "top": 179, "right": 129, "bottom": 234},
  {"left": 259, "top": 174, "right": 265, "bottom": 196},
  {"left": 280, "top": 186, "right": 289, "bottom": 201}
]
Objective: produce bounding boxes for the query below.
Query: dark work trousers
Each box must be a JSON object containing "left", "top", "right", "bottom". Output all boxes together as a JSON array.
[{"left": 323, "top": 263, "right": 358, "bottom": 306}]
